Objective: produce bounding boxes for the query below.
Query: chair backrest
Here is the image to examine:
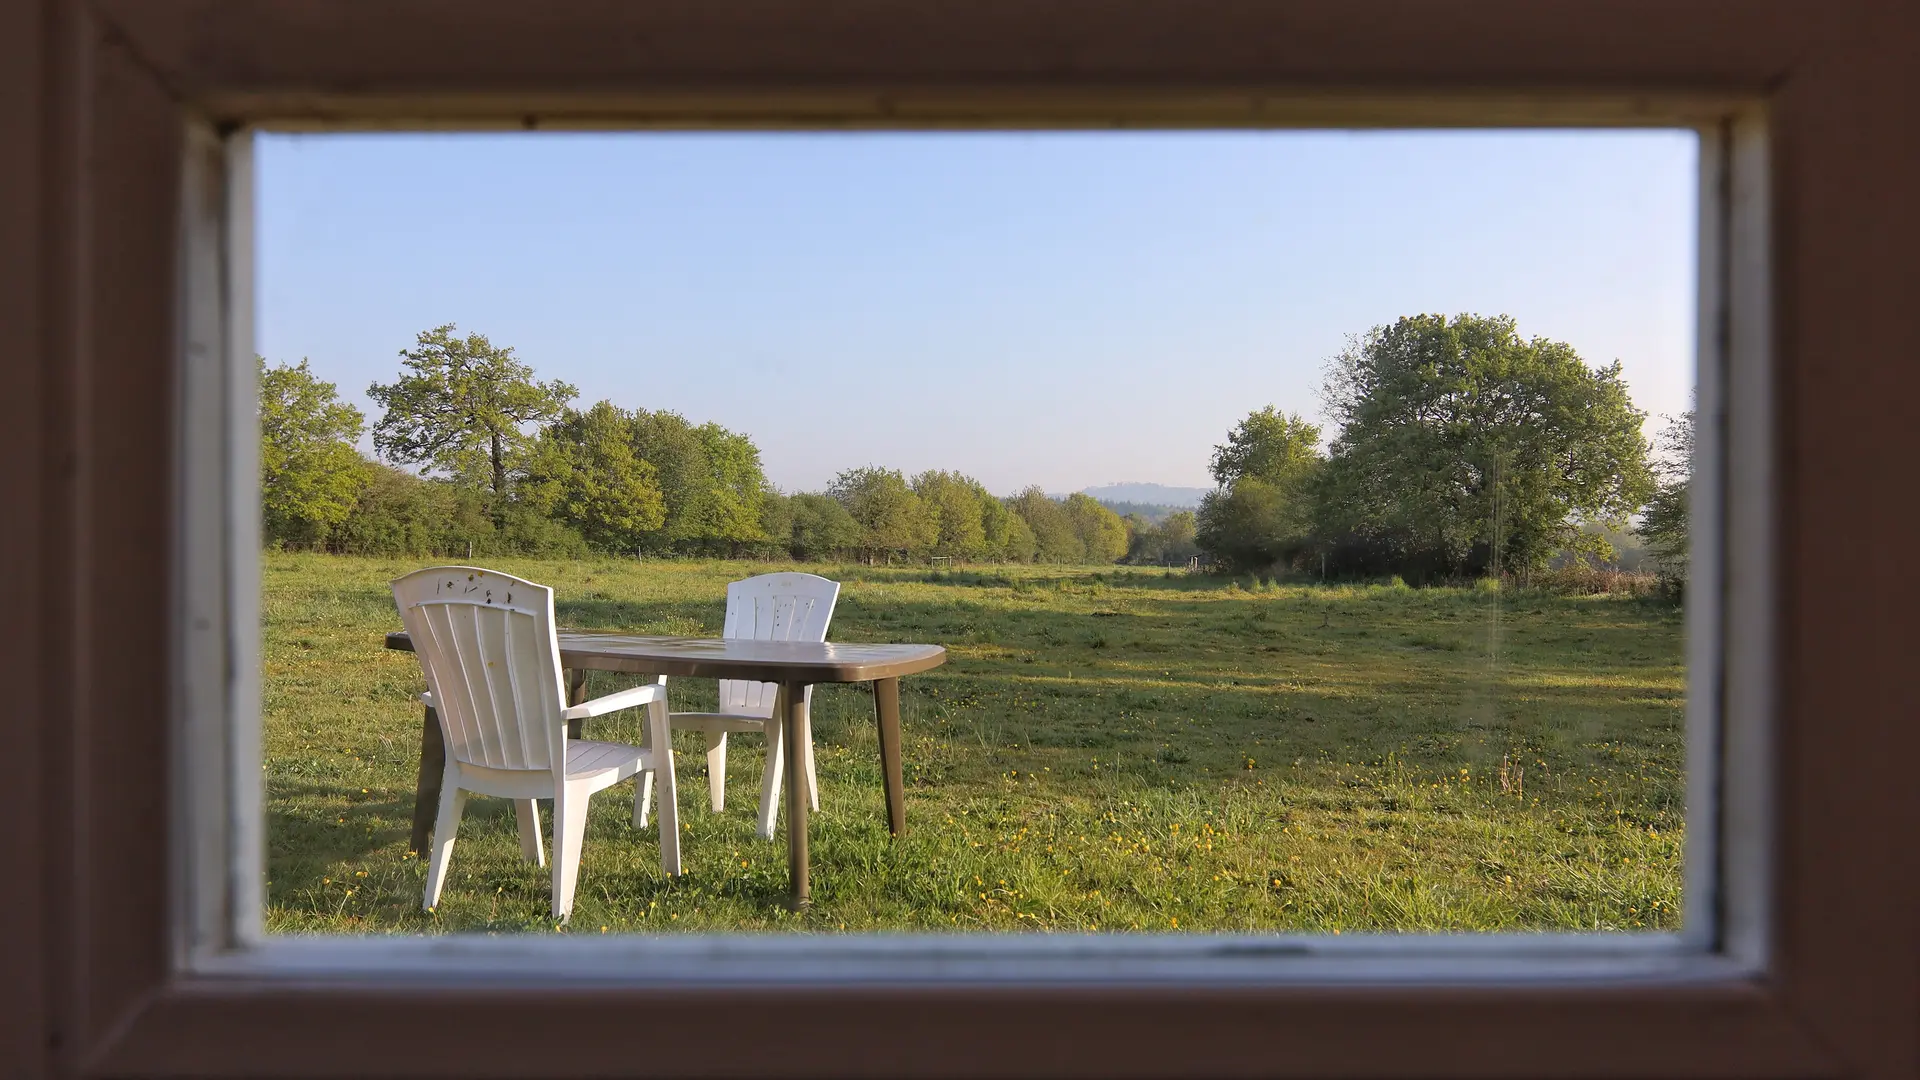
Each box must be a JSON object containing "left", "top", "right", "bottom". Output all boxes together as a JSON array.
[
  {"left": 717, "top": 572, "right": 841, "bottom": 717},
  {"left": 391, "top": 566, "right": 566, "bottom": 772}
]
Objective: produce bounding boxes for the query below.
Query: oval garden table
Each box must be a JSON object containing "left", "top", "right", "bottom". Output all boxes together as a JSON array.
[{"left": 386, "top": 630, "right": 947, "bottom": 908}]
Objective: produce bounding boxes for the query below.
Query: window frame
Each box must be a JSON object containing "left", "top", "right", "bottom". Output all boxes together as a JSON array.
[
  {"left": 174, "top": 116, "right": 1753, "bottom": 986},
  {"left": 6, "top": 1, "right": 1916, "bottom": 1076}
]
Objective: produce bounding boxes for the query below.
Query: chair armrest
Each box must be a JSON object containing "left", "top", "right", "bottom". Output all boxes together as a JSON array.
[{"left": 562, "top": 682, "right": 667, "bottom": 721}]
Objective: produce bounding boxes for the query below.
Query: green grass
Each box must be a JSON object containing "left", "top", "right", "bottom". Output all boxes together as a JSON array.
[{"left": 263, "top": 552, "right": 1684, "bottom": 935}]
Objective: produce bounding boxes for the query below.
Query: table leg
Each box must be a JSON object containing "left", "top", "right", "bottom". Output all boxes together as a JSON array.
[
  {"left": 874, "top": 677, "right": 907, "bottom": 837},
  {"left": 783, "top": 681, "right": 811, "bottom": 909},
  {"left": 564, "top": 668, "right": 589, "bottom": 740},
  {"left": 409, "top": 700, "right": 445, "bottom": 856}
]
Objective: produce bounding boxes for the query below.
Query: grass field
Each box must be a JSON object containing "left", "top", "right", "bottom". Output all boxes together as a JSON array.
[{"left": 263, "top": 552, "right": 1685, "bottom": 935}]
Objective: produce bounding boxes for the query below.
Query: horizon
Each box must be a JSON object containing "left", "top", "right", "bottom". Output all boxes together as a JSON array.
[{"left": 258, "top": 130, "right": 1697, "bottom": 496}]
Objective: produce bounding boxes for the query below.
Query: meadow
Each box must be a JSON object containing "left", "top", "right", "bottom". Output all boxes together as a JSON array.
[{"left": 263, "top": 552, "right": 1684, "bottom": 934}]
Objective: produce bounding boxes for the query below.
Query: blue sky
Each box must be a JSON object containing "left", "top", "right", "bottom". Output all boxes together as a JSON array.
[{"left": 257, "top": 130, "right": 1697, "bottom": 496}]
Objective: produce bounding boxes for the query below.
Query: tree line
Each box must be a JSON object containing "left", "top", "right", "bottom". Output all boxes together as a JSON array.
[
  {"left": 1192, "top": 313, "right": 1689, "bottom": 589},
  {"left": 262, "top": 314, "right": 1689, "bottom": 587},
  {"left": 261, "top": 325, "right": 1157, "bottom": 565}
]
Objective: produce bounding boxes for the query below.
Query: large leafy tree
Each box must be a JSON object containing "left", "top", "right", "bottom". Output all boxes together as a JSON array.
[
  {"left": 1006, "top": 487, "right": 1084, "bottom": 563},
  {"left": 690, "top": 422, "right": 770, "bottom": 553},
  {"left": 367, "top": 325, "right": 576, "bottom": 518},
  {"left": 1210, "top": 406, "right": 1322, "bottom": 487},
  {"left": 327, "top": 463, "right": 488, "bottom": 558},
  {"left": 626, "top": 408, "right": 711, "bottom": 551},
  {"left": 829, "top": 466, "right": 937, "bottom": 563},
  {"left": 1638, "top": 408, "right": 1693, "bottom": 593},
  {"left": 1197, "top": 479, "right": 1314, "bottom": 572},
  {"left": 1158, "top": 510, "right": 1199, "bottom": 564},
  {"left": 1062, "top": 492, "right": 1129, "bottom": 563},
  {"left": 1316, "top": 313, "right": 1653, "bottom": 578},
  {"left": 752, "top": 490, "right": 795, "bottom": 558},
  {"left": 521, "top": 401, "right": 667, "bottom": 552},
  {"left": 911, "top": 470, "right": 990, "bottom": 559},
  {"left": 1125, "top": 510, "right": 1199, "bottom": 565},
  {"left": 980, "top": 494, "right": 1036, "bottom": 563},
  {"left": 258, "top": 357, "right": 369, "bottom": 546},
  {"left": 1195, "top": 406, "right": 1322, "bottom": 572},
  {"left": 617, "top": 408, "right": 771, "bottom": 554},
  {"left": 788, "top": 493, "right": 863, "bottom": 560}
]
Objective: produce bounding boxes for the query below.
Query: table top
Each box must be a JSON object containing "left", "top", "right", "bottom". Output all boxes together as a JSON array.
[{"left": 385, "top": 629, "right": 946, "bottom": 684}]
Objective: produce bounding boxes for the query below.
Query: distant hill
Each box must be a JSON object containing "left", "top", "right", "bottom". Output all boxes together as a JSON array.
[
  {"left": 1096, "top": 500, "right": 1189, "bottom": 523},
  {"left": 1079, "top": 483, "right": 1209, "bottom": 508}
]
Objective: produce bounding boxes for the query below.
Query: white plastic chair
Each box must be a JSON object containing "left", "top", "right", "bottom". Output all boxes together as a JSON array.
[
  {"left": 657, "top": 572, "right": 840, "bottom": 840},
  {"left": 391, "top": 566, "right": 680, "bottom": 923}
]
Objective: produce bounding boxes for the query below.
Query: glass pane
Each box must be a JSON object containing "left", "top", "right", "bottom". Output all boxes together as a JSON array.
[{"left": 255, "top": 130, "right": 1695, "bottom": 934}]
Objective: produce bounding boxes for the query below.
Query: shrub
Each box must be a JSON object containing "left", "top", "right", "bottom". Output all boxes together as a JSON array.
[{"left": 1527, "top": 564, "right": 1660, "bottom": 597}]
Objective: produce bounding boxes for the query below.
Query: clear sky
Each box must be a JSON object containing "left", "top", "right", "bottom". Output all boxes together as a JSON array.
[{"left": 257, "top": 130, "right": 1697, "bottom": 496}]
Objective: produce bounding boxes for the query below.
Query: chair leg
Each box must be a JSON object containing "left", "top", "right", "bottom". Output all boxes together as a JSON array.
[
  {"left": 633, "top": 711, "right": 654, "bottom": 828},
  {"left": 705, "top": 728, "right": 729, "bottom": 812},
  {"left": 648, "top": 697, "right": 681, "bottom": 875},
  {"left": 551, "top": 790, "right": 590, "bottom": 924},
  {"left": 755, "top": 695, "right": 786, "bottom": 841},
  {"left": 423, "top": 774, "right": 467, "bottom": 911},
  {"left": 514, "top": 799, "right": 545, "bottom": 866},
  {"left": 800, "top": 706, "right": 819, "bottom": 812}
]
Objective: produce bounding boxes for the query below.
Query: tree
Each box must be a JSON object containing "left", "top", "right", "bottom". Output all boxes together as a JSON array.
[
  {"left": 1210, "top": 406, "right": 1322, "bottom": 487},
  {"left": 1127, "top": 509, "right": 1199, "bottom": 565},
  {"left": 258, "top": 357, "right": 369, "bottom": 546},
  {"left": 626, "top": 408, "right": 710, "bottom": 551},
  {"left": 911, "top": 470, "right": 990, "bottom": 559},
  {"left": 1639, "top": 409, "right": 1693, "bottom": 596},
  {"left": 327, "top": 462, "right": 477, "bottom": 557},
  {"left": 367, "top": 325, "right": 576, "bottom": 519},
  {"left": 1007, "top": 487, "right": 1084, "bottom": 563},
  {"left": 1196, "top": 478, "right": 1313, "bottom": 573},
  {"left": 1062, "top": 492, "right": 1129, "bottom": 563},
  {"left": 980, "top": 495, "right": 1036, "bottom": 563},
  {"left": 752, "top": 490, "right": 796, "bottom": 559},
  {"left": 829, "top": 466, "right": 937, "bottom": 563},
  {"left": 788, "top": 493, "right": 863, "bottom": 560},
  {"left": 690, "top": 422, "right": 770, "bottom": 554},
  {"left": 521, "top": 401, "right": 667, "bottom": 552},
  {"left": 1160, "top": 510, "right": 1200, "bottom": 564},
  {"left": 1316, "top": 313, "right": 1653, "bottom": 579},
  {"left": 1190, "top": 407, "right": 1323, "bottom": 573}
]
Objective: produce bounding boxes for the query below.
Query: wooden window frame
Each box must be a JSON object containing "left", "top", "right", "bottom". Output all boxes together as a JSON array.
[{"left": 2, "top": 1, "right": 1915, "bottom": 1076}]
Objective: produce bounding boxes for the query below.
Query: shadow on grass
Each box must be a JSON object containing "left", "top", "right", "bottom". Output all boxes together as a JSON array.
[{"left": 267, "top": 787, "right": 417, "bottom": 859}]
